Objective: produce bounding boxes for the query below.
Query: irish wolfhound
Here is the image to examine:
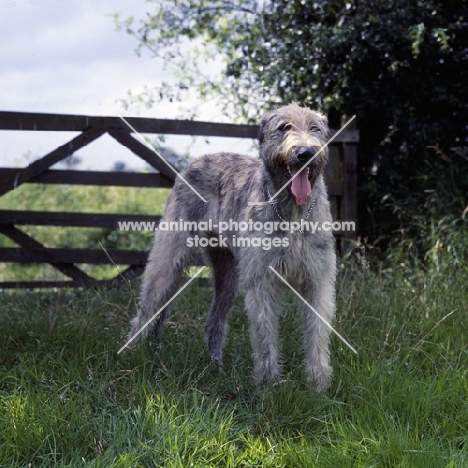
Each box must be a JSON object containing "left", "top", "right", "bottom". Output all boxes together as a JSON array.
[{"left": 127, "top": 103, "right": 336, "bottom": 391}]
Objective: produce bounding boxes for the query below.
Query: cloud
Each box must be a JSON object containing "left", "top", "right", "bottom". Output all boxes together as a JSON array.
[
  {"left": 0, "top": 0, "right": 255, "bottom": 169},
  {"left": 0, "top": 0, "right": 166, "bottom": 113}
]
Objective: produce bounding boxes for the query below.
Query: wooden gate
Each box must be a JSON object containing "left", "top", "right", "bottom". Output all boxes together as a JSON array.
[{"left": 0, "top": 111, "right": 358, "bottom": 289}]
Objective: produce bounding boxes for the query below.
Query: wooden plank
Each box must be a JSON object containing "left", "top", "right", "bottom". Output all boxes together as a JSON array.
[
  {"left": 0, "top": 265, "right": 144, "bottom": 290},
  {"left": 108, "top": 129, "right": 176, "bottom": 180},
  {"left": 0, "top": 164, "right": 343, "bottom": 195},
  {"left": 0, "top": 164, "right": 344, "bottom": 193},
  {"left": 0, "top": 278, "right": 121, "bottom": 289},
  {"left": 0, "top": 280, "right": 97, "bottom": 289},
  {"left": 110, "top": 116, "right": 259, "bottom": 139},
  {"left": 0, "top": 276, "right": 211, "bottom": 290},
  {"left": 0, "top": 126, "right": 106, "bottom": 197},
  {"left": 324, "top": 147, "right": 343, "bottom": 197},
  {"left": 0, "top": 248, "right": 149, "bottom": 265},
  {"left": 0, "top": 225, "right": 93, "bottom": 281},
  {"left": 0, "top": 169, "right": 341, "bottom": 198},
  {"left": 0, "top": 210, "right": 162, "bottom": 228},
  {"left": 0, "top": 247, "right": 205, "bottom": 266},
  {"left": 0, "top": 168, "right": 174, "bottom": 188},
  {"left": 0, "top": 209, "right": 346, "bottom": 235},
  {"left": 0, "top": 112, "right": 103, "bottom": 132},
  {"left": 0, "top": 111, "right": 359, "bottom": 142},
  {"left": 342, "top": 116, "right": 358, "bottom": 241},
  {"left": 0, "top": 111, "right": 258, "bottom": 138}
]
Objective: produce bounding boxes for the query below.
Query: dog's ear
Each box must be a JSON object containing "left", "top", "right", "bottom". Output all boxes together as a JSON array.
[
  {"left": 315, "top": 111, "right": 330, "bottom": 138},
  {"left": 258, "top": 111, "right": 273, "bottom": 146}
]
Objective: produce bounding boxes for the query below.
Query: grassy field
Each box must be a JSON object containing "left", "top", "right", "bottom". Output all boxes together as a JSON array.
[
  {"left": 1, "top": 184, "right": 468, "bottom": 466},
  {"left": 0, "top": 265, "right": 467, "bottom": 467}
]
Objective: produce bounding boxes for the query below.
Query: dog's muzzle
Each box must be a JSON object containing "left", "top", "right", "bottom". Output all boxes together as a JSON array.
[{"left": 284, "top": 147, "right": 318, "bottom": 206}]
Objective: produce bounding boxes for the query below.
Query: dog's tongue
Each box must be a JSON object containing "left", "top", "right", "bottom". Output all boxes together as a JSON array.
[{"left": 291, "top": 166, "right": 311, "bottom": 205}]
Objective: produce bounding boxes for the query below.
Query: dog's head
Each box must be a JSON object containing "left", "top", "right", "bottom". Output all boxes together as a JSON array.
[{"left": 258, "top": 103, "right": 329, "bottom": 205}]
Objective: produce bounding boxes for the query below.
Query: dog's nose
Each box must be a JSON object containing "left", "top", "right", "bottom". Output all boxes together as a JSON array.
[{"left": 297, "top": 147, "right": 316, "bottom": 162}]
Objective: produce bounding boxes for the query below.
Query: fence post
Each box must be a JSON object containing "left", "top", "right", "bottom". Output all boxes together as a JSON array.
[{"left": 341, "top": 115, "right": 357, "bottom": 247}]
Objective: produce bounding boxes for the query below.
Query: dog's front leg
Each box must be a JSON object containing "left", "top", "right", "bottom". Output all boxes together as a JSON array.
[
  {"left": 300, "top": 277, "right": 335, "bottom": 392},
  {"left": 245, "top": 286, "right": 282, "bottom": 389}
]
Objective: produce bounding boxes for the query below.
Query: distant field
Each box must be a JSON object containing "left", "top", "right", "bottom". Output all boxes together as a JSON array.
[{"left": 0, "top": 183, "right": 170, "bottom": 282}]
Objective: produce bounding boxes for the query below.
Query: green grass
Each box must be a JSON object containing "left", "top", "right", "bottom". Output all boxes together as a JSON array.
[
  {"left": 1, "top": 184, "right": 468, "bottom": 466},
  {"left": 1, "top": 266, "right": 467, "bottom": 467}
]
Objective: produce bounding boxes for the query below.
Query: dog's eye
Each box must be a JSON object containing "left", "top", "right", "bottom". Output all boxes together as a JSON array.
[
  {"left": 277, "top": 123, "right": 291, "bottom": 132},
  {"left": 309, "top": 126, "right": 320, "bottom": 133}
]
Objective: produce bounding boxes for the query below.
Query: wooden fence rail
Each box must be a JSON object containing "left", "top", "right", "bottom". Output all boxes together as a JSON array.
[{"left": 0, "top": 110, "right": 358, "bottom": 289}]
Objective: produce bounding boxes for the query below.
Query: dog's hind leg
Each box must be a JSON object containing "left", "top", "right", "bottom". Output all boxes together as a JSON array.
[
  {"left": 204, "top": 247, "right": 239, "bottom": 362},
  {"left": 127, "top": 229, "right": 194, "bottom": 345}
]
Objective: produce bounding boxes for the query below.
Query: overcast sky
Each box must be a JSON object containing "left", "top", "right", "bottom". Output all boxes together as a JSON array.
[{"left": 0, "top": 0, "right": 254, "bottom": 170}]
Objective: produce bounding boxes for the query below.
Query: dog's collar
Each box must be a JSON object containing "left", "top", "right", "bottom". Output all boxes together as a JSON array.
[{"left": 266, "top": 189, "right": 317, "bottom": 235}]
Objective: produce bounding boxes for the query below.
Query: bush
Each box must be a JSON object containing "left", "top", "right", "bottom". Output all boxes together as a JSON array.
[{"left": 369, "top": 147, "right": 468, "bottom": 272}]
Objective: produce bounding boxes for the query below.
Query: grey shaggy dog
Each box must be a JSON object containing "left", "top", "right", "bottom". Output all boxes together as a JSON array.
[{"left": 127, "top": 103, "right": 337, "bottom": 392}]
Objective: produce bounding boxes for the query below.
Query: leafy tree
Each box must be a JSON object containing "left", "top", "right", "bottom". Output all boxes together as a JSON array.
[{"left": 116, "top": 0, "right": 468, "bottom": 252}]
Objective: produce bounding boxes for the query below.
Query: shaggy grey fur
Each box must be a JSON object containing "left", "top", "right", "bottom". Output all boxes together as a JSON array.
[{"left": 127, "top": 103, "right": 337, "bottom": 391}]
